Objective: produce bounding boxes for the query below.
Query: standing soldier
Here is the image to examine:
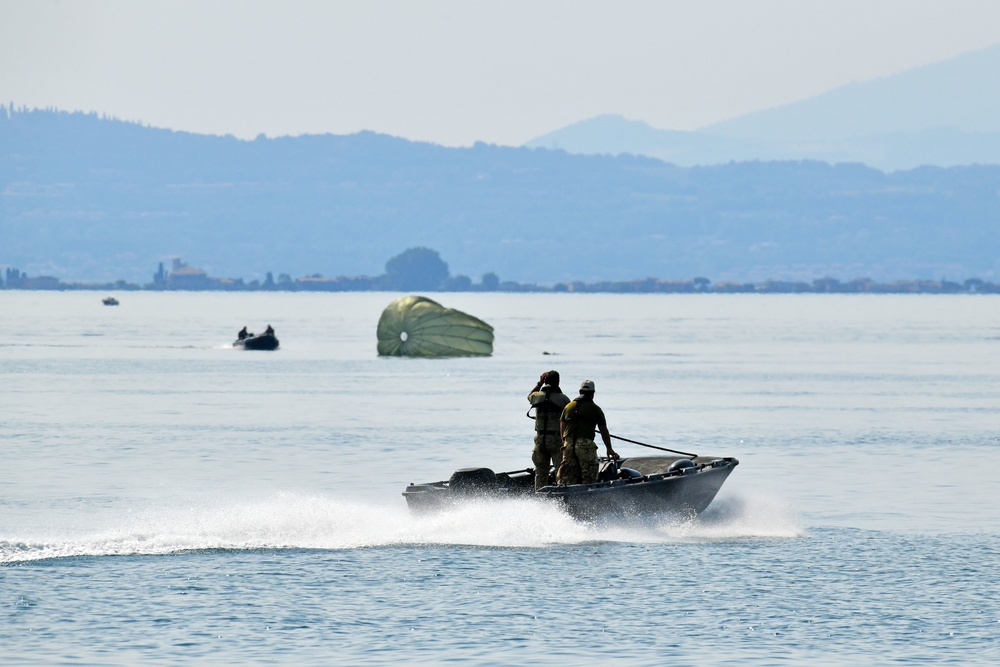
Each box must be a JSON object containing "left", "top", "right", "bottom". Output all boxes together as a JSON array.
[
  {"left": 527, "top": 371, "right": 571, "bottom": 490},
  {"left": 558, "top": 379, "right": 619, "bottom": 485}
]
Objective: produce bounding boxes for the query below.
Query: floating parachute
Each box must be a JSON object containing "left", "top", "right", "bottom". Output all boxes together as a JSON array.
[{"left": 377, "top": 295, "right": 494, "bottom": 357}]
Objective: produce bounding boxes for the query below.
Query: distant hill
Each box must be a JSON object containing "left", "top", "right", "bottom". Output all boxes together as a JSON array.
[
  {"left": 2, "top": 108, "right": 999, "bottom": 284},
  {"left": 526, "top": 44, "right": 1000, "bottom": 171}
]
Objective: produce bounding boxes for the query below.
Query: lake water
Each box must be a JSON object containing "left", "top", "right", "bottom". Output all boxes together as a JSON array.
[{"left": 2, "top": 292, "right": 999, "bottom": 665}]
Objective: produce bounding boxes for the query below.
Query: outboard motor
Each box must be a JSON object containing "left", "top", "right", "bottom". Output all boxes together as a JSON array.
[
  {"left": 449, "top": 467, "right": 498, "bottom": 493},
  {"left": 668, "top": 458, "right": 697, "bottom": 474}
]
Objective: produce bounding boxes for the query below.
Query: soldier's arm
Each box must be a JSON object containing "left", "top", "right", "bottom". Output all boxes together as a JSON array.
[{"left": 598, "top": 422, "right": 617, "bottom": 458}]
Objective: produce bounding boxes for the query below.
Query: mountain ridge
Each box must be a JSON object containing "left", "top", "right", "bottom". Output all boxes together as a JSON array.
[{"left": 526, "top": 43, "right": 1000, "bottom": 170}]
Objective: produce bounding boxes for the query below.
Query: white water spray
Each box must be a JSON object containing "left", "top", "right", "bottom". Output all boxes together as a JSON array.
[{"left": 0, "top": 491, "right": 802, "bottom": 564}]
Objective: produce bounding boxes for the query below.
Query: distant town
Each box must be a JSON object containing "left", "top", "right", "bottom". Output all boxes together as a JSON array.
[{"left": 3, "top": 252, "right": 999, "bottom": 295}]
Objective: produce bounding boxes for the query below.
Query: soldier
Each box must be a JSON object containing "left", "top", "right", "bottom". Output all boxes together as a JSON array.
[
  {"left": 527, "top": 370, "right": 571, "bottom": 490},
  {"left": 557, "top": 379, "right": 618, "bottom": 485}
]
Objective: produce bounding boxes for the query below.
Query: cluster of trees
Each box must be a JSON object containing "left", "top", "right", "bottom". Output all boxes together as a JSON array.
[
  {"left": 3, "top": 248, "right": 1000, "bottom": 294},
  {"left": 383, "top": 248, "right": 498, "bottom": 291}
]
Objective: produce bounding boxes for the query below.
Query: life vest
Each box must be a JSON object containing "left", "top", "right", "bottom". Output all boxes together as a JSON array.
[{"left": 527, "top": 387, "right": 564, "bottom": 433}]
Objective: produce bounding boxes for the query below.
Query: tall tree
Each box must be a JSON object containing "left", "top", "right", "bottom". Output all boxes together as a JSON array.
[
  {"left": 481, "top": 272, "right": 500, "bottom": 291},
  {"left": 384, "top": 247, "right": 450, "bottom": 291}
]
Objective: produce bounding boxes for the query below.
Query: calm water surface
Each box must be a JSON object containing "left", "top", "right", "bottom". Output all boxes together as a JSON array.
[{"left": 2, "top": 292, "right": 999, "bottom": 665}]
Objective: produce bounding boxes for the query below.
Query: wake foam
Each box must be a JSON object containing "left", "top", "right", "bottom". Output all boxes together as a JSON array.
[{"left": 0, "top": 491, "right": 803, "bottom": 563}]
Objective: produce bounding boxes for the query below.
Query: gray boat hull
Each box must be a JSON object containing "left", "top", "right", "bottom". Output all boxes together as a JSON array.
[{"left": 403, "top": 455, "right": 738, "bottom": 520}]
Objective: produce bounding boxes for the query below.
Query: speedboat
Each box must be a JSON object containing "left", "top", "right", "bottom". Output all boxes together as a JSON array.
[
  {"left": 102, "top": 296, "right": 119, "bottom": 306},
  {"left": 233, "top": 332, "right": 279, "bottom": 350},
  {"left": 403, "top": 454, "right": 739, "bottom": 520}
]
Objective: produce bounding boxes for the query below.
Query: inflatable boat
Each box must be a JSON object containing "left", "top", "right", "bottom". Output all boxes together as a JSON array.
[{"left": 233, "top": 332, "right": 279, "bottom": 350}]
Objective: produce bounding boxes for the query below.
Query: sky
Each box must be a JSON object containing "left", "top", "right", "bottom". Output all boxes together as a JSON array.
[{"left": 3, "top": 0, "right": 1000, "bottom": 147}]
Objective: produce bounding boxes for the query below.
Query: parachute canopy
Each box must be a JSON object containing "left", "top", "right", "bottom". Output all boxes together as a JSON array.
[{"left": 377, "top": 295, "right": 494, "bottom": 357}]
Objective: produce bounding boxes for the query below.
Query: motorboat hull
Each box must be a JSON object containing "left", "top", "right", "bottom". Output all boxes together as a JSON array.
[{"left": 403, "top": 455, "right": 738, "bottom": 520}]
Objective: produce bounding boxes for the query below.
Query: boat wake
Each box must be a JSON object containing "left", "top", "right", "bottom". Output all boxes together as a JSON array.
[{"left": 0, "top": 491, "right": 803, "bottom": 564}]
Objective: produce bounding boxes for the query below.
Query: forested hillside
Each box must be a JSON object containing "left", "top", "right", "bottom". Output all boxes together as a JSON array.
[{"left": 3, "top": 108, "right": 999, "bottom": 284}]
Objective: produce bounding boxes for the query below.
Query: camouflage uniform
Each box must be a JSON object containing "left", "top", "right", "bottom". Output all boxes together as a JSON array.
[
  {"left": 528, "top": 386, "right": 571, "bottom": 490},
  {"left": 557, "top": 395, "right": 607, "bottom": 485},
  {"left": 557, "top": 437, "right": 599, "bottom": 485}
]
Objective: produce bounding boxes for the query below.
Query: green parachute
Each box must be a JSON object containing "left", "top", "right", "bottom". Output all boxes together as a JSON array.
[{"left": 377, "top": 296, "right": 494, "bottom": 357}]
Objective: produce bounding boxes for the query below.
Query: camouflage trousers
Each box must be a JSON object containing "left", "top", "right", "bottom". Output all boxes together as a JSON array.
[
  {"left": 556, "top": 437, "right": 599, "bottom": 486},
  {"left": 532, "top": 432, "right": 564, "bottom": 490}
]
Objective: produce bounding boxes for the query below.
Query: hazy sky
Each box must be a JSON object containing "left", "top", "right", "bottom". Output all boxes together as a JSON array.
[{"left": 3, "top": 0, "right": 1000, "bottom": 147}]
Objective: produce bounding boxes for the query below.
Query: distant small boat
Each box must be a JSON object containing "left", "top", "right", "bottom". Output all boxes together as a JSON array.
[
  {"left": 102, "top": 297, "right": 119, "bottom": 306},
  {"left": 233, "top": 331, "right": 279, "bottom": 351}
]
